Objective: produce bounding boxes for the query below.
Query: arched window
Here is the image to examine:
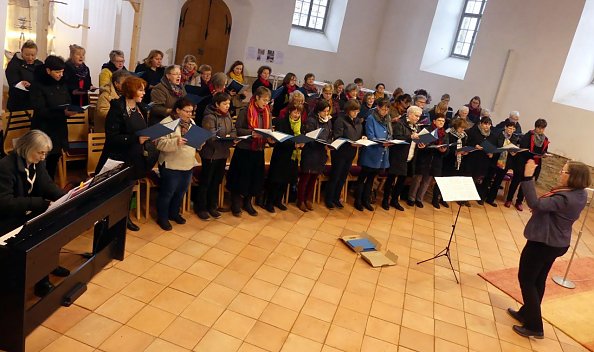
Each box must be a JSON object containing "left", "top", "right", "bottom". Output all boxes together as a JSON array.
[
  {"left": 451, "top": 0, "right": 487, "bottom": 59},
  {"left": 292, "top": 0, "right": 330, "bottom": 32}
]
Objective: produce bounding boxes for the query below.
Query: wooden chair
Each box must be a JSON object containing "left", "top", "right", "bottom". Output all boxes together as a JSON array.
[
  {"left": 86, "top": 132, "right": 141, "bottom": 220},
  {"left": 58, "top": 111, "right": 90, "bottom": 187},
  {"left": 314, "top": 149, "right": 332, "bottom": 203},
  {"left": 2, "top": 110, "right": 32, "bottom": 154}
]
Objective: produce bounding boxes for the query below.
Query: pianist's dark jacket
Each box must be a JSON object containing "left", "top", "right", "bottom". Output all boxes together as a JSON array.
[{"left": 0, "top": 152, "right": 66, "bottom": 234}]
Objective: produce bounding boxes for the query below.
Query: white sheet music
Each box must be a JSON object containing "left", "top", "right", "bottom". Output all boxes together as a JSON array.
[
  {"left": 435, "top": 176, "right": 481, "bottom": 202},
  {"left": 98, "top": 158, "right": 124, "bottom": 176},
  {"left": 15, "top": 81, "right": 28, "bottom": 91},
  {"left": 0, "top": 226, "right": 23, "bottom": 245}
]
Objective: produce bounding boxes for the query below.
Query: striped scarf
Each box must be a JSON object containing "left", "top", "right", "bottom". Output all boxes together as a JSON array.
[{"left": 247, "top": 97, "right": 271, "bottom": 150}]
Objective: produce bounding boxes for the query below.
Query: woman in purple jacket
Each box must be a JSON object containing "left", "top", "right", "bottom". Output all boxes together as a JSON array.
[{"left": 508, "top": 159, "right": 590, "bottom": 339}]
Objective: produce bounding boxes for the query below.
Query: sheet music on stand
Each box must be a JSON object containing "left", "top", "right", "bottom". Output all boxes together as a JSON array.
[{"left": 434, "top": 177, "right": 481, "bottom": 202}]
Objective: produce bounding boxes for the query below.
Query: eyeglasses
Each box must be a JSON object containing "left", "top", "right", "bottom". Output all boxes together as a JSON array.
[{"left": 181, "top": 109, "right": 194, "bottom": 114}]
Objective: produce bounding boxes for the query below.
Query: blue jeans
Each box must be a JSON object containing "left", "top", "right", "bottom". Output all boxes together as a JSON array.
[{"left": 157, "top": 166, "right": 192, "bottom": 221}]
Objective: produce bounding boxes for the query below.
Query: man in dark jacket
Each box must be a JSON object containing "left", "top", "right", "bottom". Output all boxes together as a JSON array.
[
  {"left": 29, "top": 55, "right": 78, "bottom": 179},
  {"left": 494, "top": 111, "right": 522, "bottom": 135}
]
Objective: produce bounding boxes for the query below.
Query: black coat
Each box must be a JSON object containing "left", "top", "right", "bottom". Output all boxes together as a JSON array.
[
  {"left": 134, "top": 63, "right": 165, "bottom": 103},
  {"left": 414, "top": 127, "right": 449, "bottom": 176},
  {"left": 29, "top": 65, "right": 71, "bottom": 155},
  {"left": 388, "top": 119, "right": 417, "bottom": 175},
  {"left": 5, "top": 53, "right": 43, "bottom": 111},
  {"left": 0, "top": 152, "right": 65, "bottom": 234},
  {"left": 271, "top": 85, "right": 291, "bottom": 117},
  {"left": 251, "top": 78, "right": 272, "bottom": 95},
  {"left": 267, "top": 117, "right": 299, "bottom": 184},
  {"left": 300, "top": 116, "right": 332, "bottom": 174},
  {"left": 443, "top": 131, "right": 469, "bottom": 176},
  {"left": 96, "top": 96, "right": 150, "bottom": 179},
  {"left": 490, "top": 130, "right": 520, "bottom": 170},
  {"left": 200, "top": 104, "right": 236, "bottom": 160},
  {"left": 332, "top": 113, "right": 363, "bottom": 160},
  {"left": 465, "top": 124, "right": 494, "bottom": 178},
  {"left": 64, "top": 61, "right": 93, "bottom": 106}
]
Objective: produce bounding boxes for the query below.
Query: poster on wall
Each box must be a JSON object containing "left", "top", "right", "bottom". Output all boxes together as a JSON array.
[{"left": 246, "top": 46, "right": 284, "bottom": 64}]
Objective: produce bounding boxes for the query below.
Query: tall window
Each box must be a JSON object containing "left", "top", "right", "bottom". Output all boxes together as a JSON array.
[
  {"left": 292, "top": 0, "right": 330, "bottom": 32},
  {"left": 451, "top": 0, "right": 487, "bottom": 59}
]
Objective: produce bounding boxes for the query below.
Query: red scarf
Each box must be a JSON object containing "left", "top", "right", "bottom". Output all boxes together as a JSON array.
[
  {"left": 431, "top": 123, "right": 446, "bottom": 144},
  {"left": 247, "top": 97, "right": 271, "bottom": 150},
  {"left": 286, "top": 84, "right": 296, "bottom": 94},
  {"left": 259, "top": 77, "right": 271, "bottom": 87},
  {"left": 529, "top": 130, "right": 549, "bottom": 165},
  {"left": 302, "top": 83, "right": 317, "bottom": 94},
  {"left": 540, "top": 187, "right": 572, "bottom": 199},
  {"left": 181, "top": 67, "right": 196, "bottom": 85}
]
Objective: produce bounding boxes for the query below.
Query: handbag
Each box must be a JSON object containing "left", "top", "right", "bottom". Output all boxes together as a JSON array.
[{"left": 142, "top": 140, "right": 160, "bottom": 171}]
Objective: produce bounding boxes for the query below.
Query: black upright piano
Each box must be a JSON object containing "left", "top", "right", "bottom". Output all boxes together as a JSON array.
[{"left": 0, "top": 166, "right": 134, "bottom": 352}]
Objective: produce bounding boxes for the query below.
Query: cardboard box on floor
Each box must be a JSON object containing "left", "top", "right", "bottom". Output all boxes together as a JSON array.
[{"left": 340, "top": 230, "right": 398, "bottom": 268}]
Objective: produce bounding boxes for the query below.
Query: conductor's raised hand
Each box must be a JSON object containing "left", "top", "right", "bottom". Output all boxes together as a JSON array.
[{"left": 524, "top": 159, "right": 537, "bottom": 177}]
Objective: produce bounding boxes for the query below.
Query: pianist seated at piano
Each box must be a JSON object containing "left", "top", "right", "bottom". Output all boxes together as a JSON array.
[{"left": 0, "top": 130, "right": 70, "bottom": 296}]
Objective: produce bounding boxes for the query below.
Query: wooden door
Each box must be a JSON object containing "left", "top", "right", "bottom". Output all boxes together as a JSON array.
[{"left": 175, "top": 0, "right": 232, "bottom": 72}]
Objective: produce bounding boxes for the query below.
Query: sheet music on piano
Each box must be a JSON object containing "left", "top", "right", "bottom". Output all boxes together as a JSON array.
[{"left": 0, "top": 225, "right": 24, "bottom": 246}]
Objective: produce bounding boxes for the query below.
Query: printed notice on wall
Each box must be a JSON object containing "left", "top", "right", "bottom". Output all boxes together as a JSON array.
[{"left": 247, "top": 47, "right": 284, "bottom": 64}]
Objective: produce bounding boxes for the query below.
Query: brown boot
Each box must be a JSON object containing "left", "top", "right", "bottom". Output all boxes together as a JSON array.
[{"left": 296, "top": 201, "right": 308, "bottom": 212}]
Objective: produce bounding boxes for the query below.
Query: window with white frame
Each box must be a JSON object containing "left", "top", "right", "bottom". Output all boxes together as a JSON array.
[
  {"left": 451, "top": 0, "right": 487, "bottom": 59},
  {"left": 292, "top": 0, "right": 330, "bottom": 32}
]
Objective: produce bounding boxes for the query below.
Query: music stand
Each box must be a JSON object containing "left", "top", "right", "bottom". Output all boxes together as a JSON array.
[{"left": 417, "top": 177, "right": 481, "bottom": 283}]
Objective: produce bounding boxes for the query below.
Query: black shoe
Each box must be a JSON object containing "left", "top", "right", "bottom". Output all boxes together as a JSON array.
[
  {"left": 333, "top": 200, "right": 344, "bottom": 209},
  {"left": 265, "top": 203, "right": 275, "bottom": 213},
  {"left": 381, "top": 199, "right": 390, "bottom": 211},
  {"left": 52, "top": 266, "right": 70, "bottom": 277},
  {"left": 208, "top": 208, "right": 222, "bottom": 219},
  {"left": 477, "top": 200, "right": 484, "bottom": 205},
  {"left": 406, "top": 199, "right": 415, "bottom": 207},
  {"left": 232, "top": 210, "right": 242, "bottom": 218},
  {"left": 432, "top": 200, "right": 440, "bottom": 209},
  {"left": 126, "top": 217, "right": 140, "bottom": 231},
  {"left": 486, "top": 201, "right": 498, "bottom": 207},
  {"left": 440, "top": 200, "right": 449, "bottom": 208},
  {"left": 197, "top": 211, "right": 211, "bottom": 221},
  {"left": 34, "top": 278, "right": 54, "bottom": 297},
  {"left": 170, "top": 214, "right": 186, "bottom": 224},
  {"left": 157, "top": 218, "right": 173, "bottom": 231},
  {"left": 243, "top": 201, "right": 258, "bottom": 216},
  {"left": 391, "top": 201, "right": 404, "bottom": 211},
  {"left": 507, "top": 308, "right": 525, "bottom": 324},
  {"left": 512, "top": 325, "right": 544, "bottom": 339},
  {"left": 325, "top": 201, "right": 335, "bottom": 210},
  {"left": 415, "top": 200, "right": 424, "bottom": 208},
  {"left": 274, "top": 202, "right": 287, "bottom": 211},
  {"left": 354, "top": 203, "right": 364, "bottom": 211},
  {"left": 363, "top": 203, "right": 374, "bottom": 211}
]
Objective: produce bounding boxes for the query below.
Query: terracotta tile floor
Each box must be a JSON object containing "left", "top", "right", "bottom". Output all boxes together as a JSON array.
[{"left": 26, "top": 195, "right": 594, "bottom": 352}]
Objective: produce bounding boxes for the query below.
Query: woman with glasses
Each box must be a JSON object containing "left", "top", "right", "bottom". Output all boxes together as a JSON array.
[
  {"left": 154, "top": 97, "right": 199, "bottom": 230},
  {"left": 407, "top": 114, "right": 449, "bottom": 208},
  {"left": 150, "top": 65, "right": 187, "bottom": 125},
  {"left": 508, "top": 160, "right": 590, "bottom": 339},
  {"left": 382, "top": 105, "right": 422, "bottom": 211}
]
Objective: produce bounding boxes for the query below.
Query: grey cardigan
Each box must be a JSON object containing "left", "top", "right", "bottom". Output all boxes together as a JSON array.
[{"left": 521, "top": 180, "right": 587, "bottom": 247}]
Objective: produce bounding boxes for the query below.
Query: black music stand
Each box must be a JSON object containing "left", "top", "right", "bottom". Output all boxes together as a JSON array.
[{"left": 417, "top": 176, "right": 480, "bottom": 284}]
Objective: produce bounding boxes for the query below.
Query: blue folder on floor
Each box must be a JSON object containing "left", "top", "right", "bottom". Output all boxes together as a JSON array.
[{"left": 344, "top": 238, "right": 377, "bottom": 252}]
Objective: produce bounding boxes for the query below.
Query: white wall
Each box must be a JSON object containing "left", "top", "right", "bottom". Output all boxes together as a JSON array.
[
  {"left": 223, "top": 0, "right": 388, "bottom": 84},
  {"left": 373, "top": 0, "right": 592, "bottom": 165},
  {"left": 137, "top": 0, "right": 184, "bottom": 67}
]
